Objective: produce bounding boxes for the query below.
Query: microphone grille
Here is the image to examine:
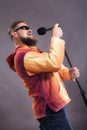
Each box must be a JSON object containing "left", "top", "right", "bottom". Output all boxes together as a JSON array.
[{"left": 37, "top": 27, "right": 46, "bottom": 35}]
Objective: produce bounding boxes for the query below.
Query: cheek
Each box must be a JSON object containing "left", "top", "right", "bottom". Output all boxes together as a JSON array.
[
  {"left": 20, "top": 32, "right": 27, "bottom": 37},
  {"left": 24, "top": 32, "right": 29, "bottom": 37}
]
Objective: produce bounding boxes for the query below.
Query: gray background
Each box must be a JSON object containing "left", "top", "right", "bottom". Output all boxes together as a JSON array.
[{"left": 0, "top": 0, "right": 87, "bottom": 130}]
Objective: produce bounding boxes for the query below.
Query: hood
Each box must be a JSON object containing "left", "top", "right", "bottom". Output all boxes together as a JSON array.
[
  {"left": 6, "top": 45, "right": 42, "bottom": 72},
  {"left": 6, "top": 51, "right": 16, "bottom": 71},
  {"left": 6, "top": 46, "right": 22, "bottom": 71}
]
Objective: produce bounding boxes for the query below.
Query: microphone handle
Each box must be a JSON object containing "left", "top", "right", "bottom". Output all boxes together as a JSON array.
[
  {"left": 46, "top": 27, "right": 53, "bottom": 31},
  {"left": 46, "top": 25, "right": 61, "bottom": 31}
]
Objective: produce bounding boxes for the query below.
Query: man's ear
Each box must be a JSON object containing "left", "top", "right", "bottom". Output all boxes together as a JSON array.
[{"left": 11, "top": 31, "right": 18, "bottom": 38}]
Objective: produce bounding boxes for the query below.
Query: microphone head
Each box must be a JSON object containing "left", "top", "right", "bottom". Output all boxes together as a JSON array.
[{"left": 37, "top": 27, "right": 46, "bottom": 35}]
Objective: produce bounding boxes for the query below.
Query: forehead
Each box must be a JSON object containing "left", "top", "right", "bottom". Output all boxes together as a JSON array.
[{"left": 16, "top": 22, "right": 29, "bottom": 28}]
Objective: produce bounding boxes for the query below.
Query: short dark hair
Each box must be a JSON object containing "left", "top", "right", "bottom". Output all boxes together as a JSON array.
[{"left": 8, "top": 20, "right": 25, "bottom": 39}]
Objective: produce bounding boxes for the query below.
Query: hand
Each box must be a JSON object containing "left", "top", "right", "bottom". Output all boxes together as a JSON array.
[
  {"left": 52, "top": 23, "right": 63, "bottom": 38},
  {"left": 69, "top": 67, "right": 80, "bottom": 79}
]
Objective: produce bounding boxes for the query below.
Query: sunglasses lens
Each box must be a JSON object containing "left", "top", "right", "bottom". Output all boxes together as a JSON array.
[{"left": 21, "top": 26, "right": 30, "bottom": 30}]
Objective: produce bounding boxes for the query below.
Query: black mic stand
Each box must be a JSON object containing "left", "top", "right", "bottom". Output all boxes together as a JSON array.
[{"left": 65, "top": 50, "right": 87, "bottom": 107}]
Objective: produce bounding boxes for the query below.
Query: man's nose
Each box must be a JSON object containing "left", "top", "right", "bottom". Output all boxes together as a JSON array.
[{"left": 28, "top": 28, "right": 32, "bottom": 34}]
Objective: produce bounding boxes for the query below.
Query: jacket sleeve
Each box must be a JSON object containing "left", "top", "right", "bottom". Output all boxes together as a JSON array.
[
  {"left": 24, "top": 37, "right": 65, "bottom": 73},
  {"left": 58, "top": 64, "right": 75, "bottom": 80}
]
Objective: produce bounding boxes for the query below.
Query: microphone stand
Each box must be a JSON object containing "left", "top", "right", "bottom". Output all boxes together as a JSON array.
[{"left": 65, "top": 50, "right": 87, "bottom": 107}]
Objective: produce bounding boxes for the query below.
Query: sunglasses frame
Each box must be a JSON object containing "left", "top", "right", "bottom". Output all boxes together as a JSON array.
[{"left": 14, "top": 26, "right": 30, "bottom": 32}]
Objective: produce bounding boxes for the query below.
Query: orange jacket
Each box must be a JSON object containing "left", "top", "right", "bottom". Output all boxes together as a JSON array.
[{"left": 6, "top": 37, "right": 71, "bottom": 119}]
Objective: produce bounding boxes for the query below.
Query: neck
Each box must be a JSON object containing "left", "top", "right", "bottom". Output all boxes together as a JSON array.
[{"left": 13, "top": 39, "right": 25, "bottom": 48}]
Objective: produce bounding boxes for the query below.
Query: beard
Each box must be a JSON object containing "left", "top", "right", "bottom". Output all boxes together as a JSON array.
[{"left": 20, "top": 36, "right": 38, "bottom": 46}]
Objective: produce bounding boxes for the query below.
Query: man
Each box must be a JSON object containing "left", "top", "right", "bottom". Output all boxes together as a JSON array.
[{"left": 6, "top": 20, "right": 80, "bottom": 130}]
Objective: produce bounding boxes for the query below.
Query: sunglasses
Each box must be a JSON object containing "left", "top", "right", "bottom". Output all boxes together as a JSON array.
[{"left": 14, "top": 26, "right": 30, "bottom": 32}]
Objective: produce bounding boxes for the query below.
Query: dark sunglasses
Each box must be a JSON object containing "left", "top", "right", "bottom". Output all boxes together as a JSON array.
[{"left": 14, "top": 26, "right": 30, "bottom": 32}]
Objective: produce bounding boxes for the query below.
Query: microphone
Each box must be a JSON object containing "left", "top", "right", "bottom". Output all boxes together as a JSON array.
[
  {"left": 37, "top": 26, "right": 53, "bottom": 35},
  {"left": 37, "top": 25, "right": 61, "bottom": 35}
]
